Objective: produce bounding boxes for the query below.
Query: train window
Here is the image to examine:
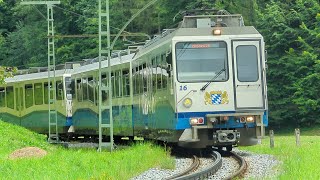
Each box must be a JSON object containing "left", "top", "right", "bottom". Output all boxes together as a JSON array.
[
  {"left": 76, "top": 79, "right": 82, "bottom": 102},
  {"left": 142, "top": 64, "right": 148, "bottom": 93},
  {"left": 156, "top": 56, "right": 162, "bottom": 89},
  {"left": 101, "top": 74, "right": 108, "bottom": 102},
  {"left": 82, "top": 77, "right": 88, "bottom": 101},
  {"left": 56, "top": 81, "right": 63, "bottom": 100},
  {"left": 25, "top": 84, "right": 33, "bottom": 108},
  {"left": 132, "top": 67, "right": 138, "bottom": 95},
  {"left": 6, "top": 86, "right": 14, "bottom": 109},
  {"left": 175, "top": 41, "right": 228, "bottom": 82},
  {"left": 34, "top": 83, "right": 43, "bottom": 105},
  {"left": 88, "top": 76, "right": 94, "bottom": 103},
  {"left": 0, "top": 87, "right": 5, "bottom": 107},
  {"left": 15, "top": 87, "right": 24, "bottom": 110},
  {"left": 236, "top": 45, "right": 259, "bottom": 82},
  {"left": 44, "top": 82, "right": 53, "bottom": 104},
  {"left": 162, "top": 54, "right": 168, "bottom": 89},
  {"left": 115, "top": 71, "right": 122, "bottom": 97},
  {"left": 111, "top": 72, "right": 116, "bottom": 98},
  {"left": 151, "top": 57, "right": 157, "bottom": 92},
  {"left": 123, "top": 70, "right": 130, "bottom": 96},
  {"left": 71, "top": 80, "right": 75, "bottom": 99},
  {"left": 137, "top": 65, "right": 142, "bottom": 94}
]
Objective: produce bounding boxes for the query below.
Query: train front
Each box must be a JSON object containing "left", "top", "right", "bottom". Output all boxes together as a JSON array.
[{"left": 172, "top": 14, "right": 268, "bottom": 150}]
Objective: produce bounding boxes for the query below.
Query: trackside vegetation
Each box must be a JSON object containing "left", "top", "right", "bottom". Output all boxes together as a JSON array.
[
  {"left": 0, "top": 120, "right": 175, "bottom": 179},
  {"left": 240, "top": 129, "right": 320, "bottom": 179}
]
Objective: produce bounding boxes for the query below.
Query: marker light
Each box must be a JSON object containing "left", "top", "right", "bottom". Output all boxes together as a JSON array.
[
  {"left": 190, "top": 117, "right": 205, "bottom": 125},
  {"left": 213, "top": 29, "right": 221, "bottom": 35},
  {"left": 183, "top": 98, "right": 192, "bottom": 108}
]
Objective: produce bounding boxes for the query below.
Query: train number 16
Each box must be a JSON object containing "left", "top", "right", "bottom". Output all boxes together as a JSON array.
[{"left": 180, "top": 85, "right": 187, "bottom": 91}]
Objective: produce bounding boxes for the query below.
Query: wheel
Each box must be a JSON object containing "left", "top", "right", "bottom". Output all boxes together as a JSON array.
[{"left": 226, "top": 145, "right": 232, "bottom": 152}]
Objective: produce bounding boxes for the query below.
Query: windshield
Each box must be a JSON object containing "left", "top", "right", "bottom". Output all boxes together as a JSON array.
[{"left": 175, "top": 41, "right": 228, "bottom": 82}]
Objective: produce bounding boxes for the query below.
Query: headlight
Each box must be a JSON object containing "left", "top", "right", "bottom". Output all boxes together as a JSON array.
[
  {"left": 246, "top": 116, "right": 255, "bottom": 123},
  {"left": 183, "top": 98, "right": 192, "bottom": 108}
]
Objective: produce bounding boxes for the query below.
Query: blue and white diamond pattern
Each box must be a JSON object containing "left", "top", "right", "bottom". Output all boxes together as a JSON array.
[{"left": 211, "top": 94, "right": 222, "bottom": 105}]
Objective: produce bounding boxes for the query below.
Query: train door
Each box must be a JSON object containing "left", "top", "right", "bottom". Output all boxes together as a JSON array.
[{"left": 232, "top": 40, "right": 264, "bottom": 109}]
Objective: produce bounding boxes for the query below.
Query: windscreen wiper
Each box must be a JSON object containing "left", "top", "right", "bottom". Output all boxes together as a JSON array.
[{"left": 200, "top": 68, "right": 226, "bottom": 91}]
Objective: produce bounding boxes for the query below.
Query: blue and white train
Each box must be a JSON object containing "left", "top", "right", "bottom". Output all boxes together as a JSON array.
[{"left": 0, "top": 11, "right": 267, "bottom": 150}]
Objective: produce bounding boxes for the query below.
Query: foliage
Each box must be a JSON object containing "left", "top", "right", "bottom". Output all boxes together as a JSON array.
[{"left": 0, "top": 0, "right": 320, "bottom": 126}]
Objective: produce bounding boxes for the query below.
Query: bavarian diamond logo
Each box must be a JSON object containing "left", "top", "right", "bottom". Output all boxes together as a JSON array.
[{"left": 211, "top": 94, "right": 222, "bottom": 105}]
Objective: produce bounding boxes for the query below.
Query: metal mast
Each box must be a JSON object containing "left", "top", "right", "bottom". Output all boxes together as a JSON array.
[
  {"left": 20, "top": 0, "right": 61, "bottom": 143},
  {"left": 98, "top": 0, "right": 113, "bottom": 151}
]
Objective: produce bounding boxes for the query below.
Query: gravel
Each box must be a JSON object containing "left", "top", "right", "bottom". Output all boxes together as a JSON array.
[{"left": 131, "top": 148, "right": 281, "bottom": 180}]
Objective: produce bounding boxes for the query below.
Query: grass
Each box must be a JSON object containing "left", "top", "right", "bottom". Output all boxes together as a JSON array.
[
  {"left": 240, "top": 129, "right": 320, "bottom": 179},
  {"left": 0, "top": 120, "right": 175, "bottom": 180}
]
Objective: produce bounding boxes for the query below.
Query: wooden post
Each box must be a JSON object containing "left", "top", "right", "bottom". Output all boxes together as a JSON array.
[
  {"left": 295, "top": 128, "right": 300, "bottom": 147},
  {"left": 269, "top": 130, "right": 274, "bottom": 148}
]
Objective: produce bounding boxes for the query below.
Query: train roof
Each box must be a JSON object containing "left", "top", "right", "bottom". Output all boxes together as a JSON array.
[{"left": 5, "top": 53, "right": 134, "bottom": 83}]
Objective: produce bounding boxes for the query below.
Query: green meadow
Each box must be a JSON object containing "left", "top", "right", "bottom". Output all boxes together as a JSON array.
[
  {"left": 0, "top": 120, "right": 174, "bottom": 180},
  {"left": 240, "top": 128, "right": 320, "bottom": 179}
]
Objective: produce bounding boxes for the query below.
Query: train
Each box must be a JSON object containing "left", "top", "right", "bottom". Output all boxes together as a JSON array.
[{"left": 0, "top": 10, "right": 268, "bottom": 151}]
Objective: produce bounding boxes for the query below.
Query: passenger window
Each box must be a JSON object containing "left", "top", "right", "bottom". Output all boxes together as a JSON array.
[
  {"left": 88, "top": 76, "right": 94, "bottom": 103},
  {"left": 101, "top": 74, "right": 108, "bottom": 102},
  {"left": 76, "top": 79, "right": 82, "bottom": 102},
  {"left": 34, "top": 83, "right": 43, "bottom": 105},
  {"left": 56, "top": 81, "right": 63, "bottom": 100},
  {"left": 133, "top": 67, "right": 138, "bottom": 95},
  {"left": 151, "top": 58, "right": 157, "bottom": 92},
  {"left": 111, "top": 72, "right": 116, "bottom": 98},
  {"left": 122, "top": 70, "right": 130, "bottom": 97},
  {"left": 236, "top": 45, "right": 259, "bottom": 82},
  {"left": 25, "top": 84, "right": 33, "bottom": 108},
  {"left": 82, "top": 77, "right": 88, "bottom": 100},
  {"left": 162, "top": 54, "right": 168, "bottom": 89},
  {"left": 0, "top": 87, "right": 5, "bottom": 107},
  {"left": 15, "top": 87, "right": 24, "bottom": 110},
  {"left": 6, "top": 86, "right": 14, "bottom": 109},
  {"left": 156, "top": 56, "right": 162, "bottom": 89},
  {"left": 115, "top": 71, "right": 121, "bottom": 97},
  {"left": 43, "top": 82, "right": 53, "bottom": 104}
]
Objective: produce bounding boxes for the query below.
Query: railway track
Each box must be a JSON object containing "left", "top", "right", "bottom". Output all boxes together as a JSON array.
[
  {"left": 165, "top": 151, "right": 222, "bottom": 180},
  {"left": 223, "top": 151, "right": 247, "bottom": 180},
  {"left": 165, "top": 150, "right": 246, "bottom": 180}
]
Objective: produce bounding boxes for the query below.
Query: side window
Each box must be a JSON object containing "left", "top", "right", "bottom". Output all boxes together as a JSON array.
[
  {"left": 0, "top": 87, "right": 5, "bottom": 107},
  {"left": 82, "top": 77, "right": 88, "bottom": 101},
  {"left": 44, "top": 82, "right": 50, "bottom": 104},
  {"left": 88, "top": 76, "right": 94, "bottom": 103},
  {"left": 111, "top": 72, "right": 116, "bottom": 98},
  {"left": 151, "top": 57, "right": 157, "bottom": 92},
  {"left": 76, "top": 79, "right": 82, "bottom": 102},
  {"left": 122, "top": 69, "right": 130, "bottom": 96},
  {"left": 162, "top": 54, "right": 168, "bottom": 89},
  {"left": 25, "top": 84, "right": 33, "bottom": 108},
  {"left": 236, "top": 45, "right": 259, "bottom": 82},
  {"left": 34, "top": 83, "right": 43, "bottom": 105},
  {"left": 101, "top": 73, "right": 108, "bottom": 102},
  {"left": 142, "top": 63, "right": 147, "bottom": 93},
  {"left": 15, "top": 87, "right": 24, "bottom": 110},
  {"left": 156, "top": 56, "right": 162, "bottom": 89},
  {"left": 139, "top": 65, "right": 144, "bottom": 94},
  {"left": 6, "top": 86, "right": 14, "bottom": 109},
  {"left": 56, "top": 81, "right": 63, "bottom": 100},
  {"left": 133, "top": 66, "right": 138, "bottom": 95},
  {"left": 115, "top": 71, "right": 122, "bottom": 97}
]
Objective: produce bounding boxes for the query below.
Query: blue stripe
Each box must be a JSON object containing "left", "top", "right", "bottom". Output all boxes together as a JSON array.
[{"left": 175, "top": 111, "right": 267, "bottom": 130}]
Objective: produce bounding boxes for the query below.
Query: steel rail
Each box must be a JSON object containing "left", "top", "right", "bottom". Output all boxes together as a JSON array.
[
  {"left": 166, "top": 151, "right": 222, "bottom": 180},
  {"left": 223, "top": 151, "right": 247, "bottom": 180}
]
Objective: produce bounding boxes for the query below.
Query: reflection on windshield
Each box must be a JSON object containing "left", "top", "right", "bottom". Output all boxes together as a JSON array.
[{"left": 176, "top": 41, "right": 228, "bottom": 82}]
